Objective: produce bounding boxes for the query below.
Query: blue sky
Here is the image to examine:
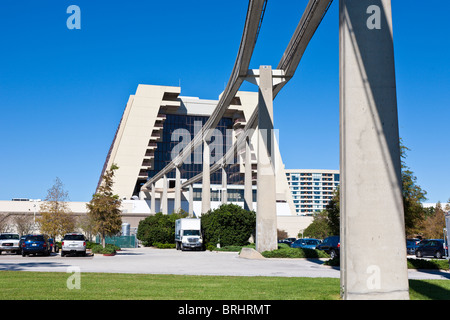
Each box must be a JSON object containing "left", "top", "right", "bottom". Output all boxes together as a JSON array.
[{"left": 0, "top": 0, "right": 449, "bottom": 203}]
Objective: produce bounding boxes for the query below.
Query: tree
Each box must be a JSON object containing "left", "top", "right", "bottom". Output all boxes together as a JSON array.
[
  {"left": 400, "top": 141, "right": 428, "bottom": 236},
  {"left": 303, "top": 210, "right": 331, "bottom": 239},
  {"left": 0, "top": 213, "right": 12, "bottom": 233},
  {"left": 77, "top": 213, "right": 96, "bottom": 242},
  {"left": 86, "top": 164, "right": 122, "bottom": 247},
  {"left": 325, "top": 187, "right": 340, "bottom": 236},
  {"left": 303, "top": 187, "right": 340, "bottom": 239},
  {"left": 421, "top": 202, "right": 446, "bottom": 239},
  {"left": 201, "top": 204, "right": 256, "bottom": 247},
  {"left": 277, "top": 229, "right": 288, "bottom": 241},
  {"left": 303, "top": 140, "right": 427, "bottom": 238},
  {"left": 13, "top": 215, "right": 34, "bottom": 236},
  {"left": 38, "top": 177, "right": 75, "bottom": 239},
  {"left": 137, "top": 210, "right": 188, "bottom": 246}
]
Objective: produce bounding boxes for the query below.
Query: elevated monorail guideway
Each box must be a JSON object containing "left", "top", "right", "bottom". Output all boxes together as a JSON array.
[
  {"left": 179, "top": 0, "right": 334, "bottom": 189},
  {"left": 141, "top": 0, "right": 267, "bottom": 192}
]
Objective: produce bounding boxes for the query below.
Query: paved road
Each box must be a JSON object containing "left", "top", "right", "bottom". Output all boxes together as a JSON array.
[{"left": 0, "top": 247, "right": 449, "bottom": 280}]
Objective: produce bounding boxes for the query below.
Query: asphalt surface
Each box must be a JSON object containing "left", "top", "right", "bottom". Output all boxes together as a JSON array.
[{"left": 0, "top": 247, "right": 449, "bottom": 280}]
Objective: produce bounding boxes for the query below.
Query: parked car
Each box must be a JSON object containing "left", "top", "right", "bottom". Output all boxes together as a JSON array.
[
  {"left": 317, "top": 235, "right": 340, "bottom": 259},
  {"left": 278, "top": 238, "right": 297, "bottom": 246},
  {"left": 61, "top": 233, "right": 86, "bottom": 257},
  {"left": 291, "top": 238, "right": 322, "bottom": 249},
  {"left": 18, "top": 235, "right": 29, "bottom": 255},
  {"left": 49, "top": 238, "right": 59, "bottom": 253},
  {"left": 406, "top": 238, "right": 421, "bottom": 255},
  {"left": 415, "top": 239, "right": 446, "bottom": 259},
  {"left": 0, "top": 233, "right": 21, "bottom": 255},
  {"left": 21, "top": 234, "right": 51, "bottom": 257}
]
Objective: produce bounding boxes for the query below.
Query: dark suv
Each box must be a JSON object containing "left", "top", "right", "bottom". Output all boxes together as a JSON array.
[
  {"left": 21, "top": 235, "right": 51, "bottom": 257},
  {"left": 415, "top": 239, "right": 446, "bottom": 259},
  {"left": 317, "top": 235, "right": 340, "bottom": 259}
]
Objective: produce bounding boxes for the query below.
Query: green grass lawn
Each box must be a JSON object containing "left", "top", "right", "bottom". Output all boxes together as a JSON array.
[{"left": 0, "top": 271, "right": 449, "bottom": 300}]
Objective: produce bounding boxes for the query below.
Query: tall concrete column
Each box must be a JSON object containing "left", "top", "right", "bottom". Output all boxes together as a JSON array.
[
  {"left": 201, "top": 139, "right": 211, "bottom": 213},
  {"left": 174, "top": 165, "right": 181, "bottom": 213},
  {"left": 161, "top": 174, "right": 168, "bottom": 215},
  {"left": 189, "top": 184, "right": 194, "bottom": 218},
  {"left": 221, "top": 164, "right": 227, "bottom": 204},
  {"left": 244, "top": 137, "right": 253, "bottom": 211},
  {"left": 340, "top": 0, "right": 409, "bottom": 299},
  {"left": 151, "top": 182, "right": 156, "bottom": 214},
  {"left": 256, "top": 65, "right": 277, "bottom": 253}
]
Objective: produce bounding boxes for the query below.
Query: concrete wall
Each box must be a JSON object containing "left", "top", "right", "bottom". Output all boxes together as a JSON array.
[
  {"left": 101, "top": 85, "right": 181, "bottom": 199},
  {"left": 277, "top": 215, "right": 314, "bottom": 239}
]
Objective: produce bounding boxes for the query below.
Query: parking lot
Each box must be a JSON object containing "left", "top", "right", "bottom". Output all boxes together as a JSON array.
[{"left": 0, "top": 247, "right": 449, "bottom": 280}]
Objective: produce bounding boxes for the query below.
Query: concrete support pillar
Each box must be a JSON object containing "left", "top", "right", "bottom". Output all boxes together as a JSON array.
[
  {"left": 244, "top": 137, "right": 253, "bottom": 211},
  {"left": 161, "top": 174, "right": 168, "bottom": 215},
  {"left": 201, "top": 139, "right": 211, "bottom": 213},
  {"left": 339, "top": 0, "right": 409, "bottom": 300},
  {"left": 174, "top": 166, "right": 181, "bottom": 213},
  {"left": 255, "top": 65, "right": 277, "bottom": 253},
  {"left": 150, "top": 182, "right": 156, "bottom": 214},
  {"left": 189, "top": 184, "right": 194, "bottom": 218},
  {"left": 221, "top": 164, "right": 227, "bottom": 204}
]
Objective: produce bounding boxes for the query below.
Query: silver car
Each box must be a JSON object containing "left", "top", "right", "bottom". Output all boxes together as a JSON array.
[
  {"left": 0, "top": 233, "right": 21, "bottom": 255},
  {"left": 61, "top": 233, "right": 86, "bottom": 257}
]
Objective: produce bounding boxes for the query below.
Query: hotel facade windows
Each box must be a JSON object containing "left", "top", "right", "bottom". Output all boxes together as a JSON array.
[{"left": 285, "top": 169, "right": 340, "bottom": 216}]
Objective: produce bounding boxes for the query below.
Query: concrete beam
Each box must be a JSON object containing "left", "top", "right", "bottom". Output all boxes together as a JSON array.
[
  {"left": 255, "top": 66, "right": 277, "bottom": 253},
  {"left": 244, "top": 137, "right": 253, "bottom": 211},
  {"left": 201, "top": 139, "right": 211, "bottom": 214},
  {"left": 162, "top": 174, "right": 168, "bottom": 215},
  {"left": 174, "top": 166, "right": 181, "bottom": 213},
  {"left": 221, "top": 164, "right": 227, "bottom": 205},
  {"left": 339, "top": 0, "right": 409, "bottom": 300},
  {"left": 151, "top": 182, "right": 156, "bottom": 214},
  {"left": 189, "top": 184, "right": 194, "bottom": 218}
]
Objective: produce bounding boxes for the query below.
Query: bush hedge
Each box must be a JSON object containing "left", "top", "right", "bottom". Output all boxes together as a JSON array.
[
  {"left": 91, "top": 244, "right": 119, "bottom": 255},
  {"left": 153, "top": 242, "right": 176, "bottom": 249},
  {"left": 407, "top": 258, "right": 449, "bottom": 270},
  {"left": 262, "top": 247, "right": 329, "bottom": 259},
  {"left": 137, "top": 211, "right": 188, "bottom": 246},
  {"left": 201, "top": 204, "right": 256, "bottom": 248}
]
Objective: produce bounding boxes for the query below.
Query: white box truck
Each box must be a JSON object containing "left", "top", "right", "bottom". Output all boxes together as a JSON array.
[{"left": 175, "top": 218, "right": 204, "bottom": 251}]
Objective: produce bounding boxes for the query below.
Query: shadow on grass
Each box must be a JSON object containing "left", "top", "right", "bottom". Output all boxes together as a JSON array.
[
  {"left": 409, "top": 279, "right": 450, "bottom": 300},
  {"left": 0, "top": 261, "right": 72, "bottom": 271}
]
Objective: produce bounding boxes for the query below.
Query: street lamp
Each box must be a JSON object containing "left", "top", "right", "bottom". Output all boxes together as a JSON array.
[{"left": 30, "top": 199, "right": 41, "bottom": 232}]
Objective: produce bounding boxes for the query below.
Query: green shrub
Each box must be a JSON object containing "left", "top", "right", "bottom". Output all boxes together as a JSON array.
[
  {"left": 201, "top": 204, "right": 256, "bottom": 247},
  {"left": 85, "top": 241, "right": 96, "bottom": 249},
  {"left": 207, "top": 243, "right": 256, "bottom": 252},
  {"left": 91, "top": 244, "right": 102, "bottom": 253},
  {"left": 153, "top": 242, "right": 176, "bottom": 249},
  {"left": 261, "top": 247, "right": 329, "bottom": 259},
  {"left": 323, "top": 257, "right": 340, "bottom": 267},
  {"left": 107, "top": 243, "right": 121, "bottom": 251},
  {"left": 215, "top": 245, "right": 246, "bottom": 252},
  {"left": 91, "top": 243, "right": 120, "bottom": 254},
  {"left": 100, "top": 246, "right": 116, "bottom": 255},
  {"left": 407, "top": 258, "right": 449, "bottom": 270},
  {"left": 137, "top": 211, "right": 188, "bottom": 246}
]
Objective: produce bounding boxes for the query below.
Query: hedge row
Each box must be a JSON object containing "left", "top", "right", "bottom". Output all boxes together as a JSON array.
[{"left": 136, "top": 204, "right": 256, "bottom": 248}]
